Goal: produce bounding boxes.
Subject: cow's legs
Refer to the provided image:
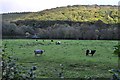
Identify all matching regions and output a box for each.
[86,50,89,56]
[86,52,89,56]
[91,53,93,56]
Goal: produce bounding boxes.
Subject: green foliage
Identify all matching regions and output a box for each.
[109,44,120,80]
[109,69,120,80]
[113,45,120,56]
[2,43,37,80]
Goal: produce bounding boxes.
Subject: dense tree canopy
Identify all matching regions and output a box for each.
[2,5,119,39]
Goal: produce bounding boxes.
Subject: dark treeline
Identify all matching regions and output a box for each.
[2,5,119,40]
[2,20,119,40]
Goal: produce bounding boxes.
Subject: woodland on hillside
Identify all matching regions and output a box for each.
[2,5,119,39]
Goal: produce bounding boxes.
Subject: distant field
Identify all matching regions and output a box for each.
[2,39,118,78]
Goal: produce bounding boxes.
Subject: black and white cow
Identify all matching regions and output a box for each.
[34,49,45,56]
[86,50,96,56]
[56,41,61,45]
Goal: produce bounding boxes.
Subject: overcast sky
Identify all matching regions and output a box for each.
[0,0,119,13]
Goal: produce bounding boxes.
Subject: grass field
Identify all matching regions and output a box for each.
[2,39,118,78]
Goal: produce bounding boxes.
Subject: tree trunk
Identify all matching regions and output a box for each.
[118,57,120,69]
[118,52,120,69]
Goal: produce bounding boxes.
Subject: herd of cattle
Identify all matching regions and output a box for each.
[34,40,96,56]
[2,40,96,56]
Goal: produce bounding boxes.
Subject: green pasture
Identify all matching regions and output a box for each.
[2,39,118,78]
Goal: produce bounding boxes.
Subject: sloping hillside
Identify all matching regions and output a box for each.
[2,12,31,21]
[13,5,118,24]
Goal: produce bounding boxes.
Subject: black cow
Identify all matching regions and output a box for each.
[51,40,54,42]
[86,50,96,56]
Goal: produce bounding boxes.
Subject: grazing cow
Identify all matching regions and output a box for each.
[86,50,96,56]
[36,39,38,41]
[51,40,54,42]
[56,41,61,45]
[34,49,45,56]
